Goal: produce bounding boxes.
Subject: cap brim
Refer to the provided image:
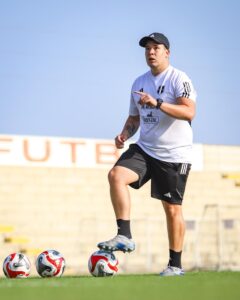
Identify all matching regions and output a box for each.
[139,37,158,47]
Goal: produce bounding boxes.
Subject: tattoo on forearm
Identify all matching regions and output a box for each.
[126,124,137,137]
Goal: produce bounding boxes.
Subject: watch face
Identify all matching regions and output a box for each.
[156,99,163,109]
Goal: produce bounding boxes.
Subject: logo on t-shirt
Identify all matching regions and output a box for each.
[157,85,165,94]
[142,111,159,124]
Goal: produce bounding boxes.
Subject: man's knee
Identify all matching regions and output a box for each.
[108,167,120,185]
[163,202,183,219]
[108,166,139,186]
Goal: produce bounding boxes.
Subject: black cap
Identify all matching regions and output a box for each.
[139,32,170,49]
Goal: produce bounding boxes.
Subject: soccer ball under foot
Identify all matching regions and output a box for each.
[88,250,119,277]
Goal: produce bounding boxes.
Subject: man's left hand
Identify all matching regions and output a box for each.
[134,91,157,107]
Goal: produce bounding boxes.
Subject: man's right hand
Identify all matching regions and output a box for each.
[115,134,126,149]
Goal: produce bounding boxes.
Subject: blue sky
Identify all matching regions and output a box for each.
[0,0,239,145]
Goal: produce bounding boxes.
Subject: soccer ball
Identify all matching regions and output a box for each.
[3,253,31,278]
[36,250,65,277]
[88,250,119,277]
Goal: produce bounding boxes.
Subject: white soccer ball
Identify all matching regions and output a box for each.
[36,250,65,277]
[88,250,119,277]
[3,253,31,278]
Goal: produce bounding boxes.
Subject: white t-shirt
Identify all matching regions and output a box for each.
[129,65,197,163]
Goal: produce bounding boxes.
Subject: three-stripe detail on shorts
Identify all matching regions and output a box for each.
[180,163,188,175]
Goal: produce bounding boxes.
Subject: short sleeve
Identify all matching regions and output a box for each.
[175,72,197,101]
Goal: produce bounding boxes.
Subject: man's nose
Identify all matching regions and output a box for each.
[148,48,155,54]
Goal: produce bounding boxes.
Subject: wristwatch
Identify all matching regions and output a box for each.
[156,98,163,109]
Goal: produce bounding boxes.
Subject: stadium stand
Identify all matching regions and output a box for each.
[0,140,240,275]
[222,173,240,187]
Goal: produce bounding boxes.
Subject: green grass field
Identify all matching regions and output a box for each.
[0,272,240,300]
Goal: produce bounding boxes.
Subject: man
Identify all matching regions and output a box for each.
[97,32,196,276]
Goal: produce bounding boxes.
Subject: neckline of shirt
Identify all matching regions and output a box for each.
[149,65,172,82]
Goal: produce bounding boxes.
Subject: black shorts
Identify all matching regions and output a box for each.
[115,144,191,205]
